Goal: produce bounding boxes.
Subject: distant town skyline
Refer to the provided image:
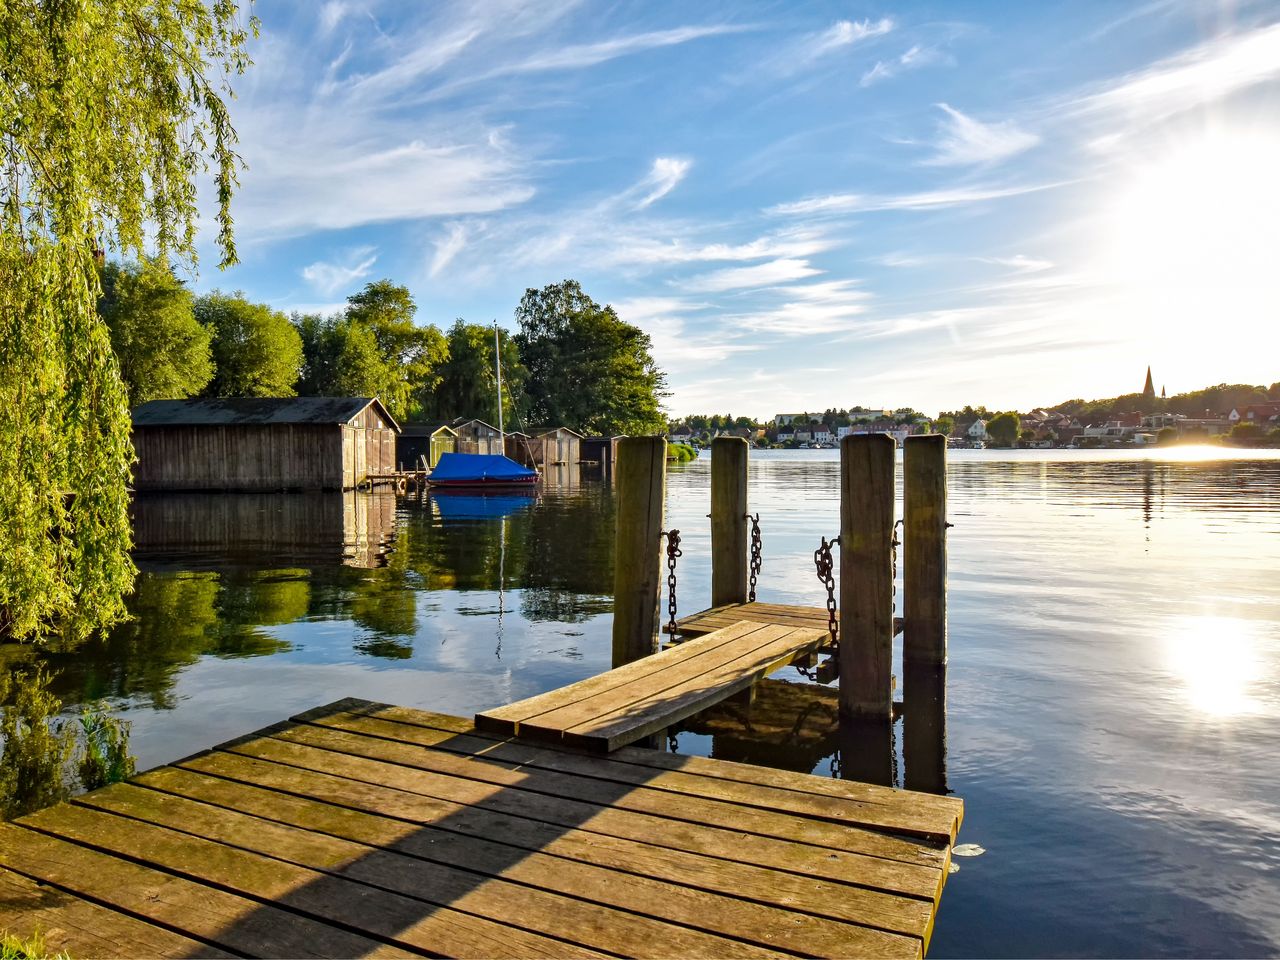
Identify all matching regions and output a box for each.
[195,1,1280,418]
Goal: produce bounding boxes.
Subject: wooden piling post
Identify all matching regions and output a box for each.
[612,436,667,668]
[903,662,948,794]
[710,437,749,607]
[839,433,895,718]
[904,434,948,666]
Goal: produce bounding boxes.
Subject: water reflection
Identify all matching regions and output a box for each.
[1165,615,1264,718]
[133,491,399,569]
[677,668,951,797]
[3,450,1279,957]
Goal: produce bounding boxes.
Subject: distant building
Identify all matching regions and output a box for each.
[132,396,399,491]
[1229,403,1280,425]
[1142,365,1157,405]
[967,419,989,441]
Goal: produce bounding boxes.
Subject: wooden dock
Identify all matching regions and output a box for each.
[478,620,828,751]
[0,698,961,959]
[670,601,904,640]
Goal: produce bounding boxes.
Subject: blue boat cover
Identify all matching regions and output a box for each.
[429,452,537,483]
[430,491,537,520]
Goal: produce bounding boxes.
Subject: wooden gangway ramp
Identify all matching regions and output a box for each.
[671,602,905,640]
[0,698,961,959]
[478,620,829,751]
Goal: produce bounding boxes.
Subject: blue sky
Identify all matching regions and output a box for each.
[197,1,1280,417]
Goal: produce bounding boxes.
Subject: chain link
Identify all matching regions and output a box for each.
[745,512,762,603]
[664,529,682,637]
[830,749,842,780]
[813,535,840,647]
[891,518,903,614]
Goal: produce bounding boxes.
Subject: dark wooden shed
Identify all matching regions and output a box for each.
[131,397,400,492]
[397,423,457,470]
[581,435,625,478]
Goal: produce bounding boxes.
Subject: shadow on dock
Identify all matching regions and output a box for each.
[0,697,957,958]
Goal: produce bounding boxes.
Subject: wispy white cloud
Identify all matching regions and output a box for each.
[428,222,472,278]
[809,17,894,58]
[682,258,822,293]
[980,254,1053,273]
[610,297,761,375]
[769,181,1066,217]
[231,115,536,236]
[1069,21,1280,124]
[923,103,1040,166]
[860,43,945,86]
[318,1,352,35]
[632,157,692,209]
[301,246,378,295]
[512,24,751,73]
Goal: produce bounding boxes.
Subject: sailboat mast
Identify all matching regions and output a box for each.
[494,321,504,438]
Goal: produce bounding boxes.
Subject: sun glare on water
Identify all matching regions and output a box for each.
[1164,615,1265,719]
[1103,128,1280,346]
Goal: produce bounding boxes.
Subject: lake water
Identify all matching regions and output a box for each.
[3,448,1279,957]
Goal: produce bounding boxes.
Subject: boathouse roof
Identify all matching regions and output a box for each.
[132,397,400,431]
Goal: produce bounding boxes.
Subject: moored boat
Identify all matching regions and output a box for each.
[427,452,538,488]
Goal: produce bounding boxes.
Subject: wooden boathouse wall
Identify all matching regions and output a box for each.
[396,424,457,470]
[132,397,399,492]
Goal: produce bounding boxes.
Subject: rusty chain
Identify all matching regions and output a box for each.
[892,518,903,613]
[663,529,682,638]
[813,534,840,647]
[745,512,762,603]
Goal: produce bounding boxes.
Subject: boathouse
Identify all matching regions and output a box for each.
[396,423,457,469]
[449,417,505,455]
[581,435,625,477]
[131,397,399,492]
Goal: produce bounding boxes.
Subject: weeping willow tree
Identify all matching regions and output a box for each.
[0,1,256,641]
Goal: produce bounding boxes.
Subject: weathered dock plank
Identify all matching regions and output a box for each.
[0,864,232,959]
[671,601,905,640]
[0,698,959,959]
[478,619,828,751]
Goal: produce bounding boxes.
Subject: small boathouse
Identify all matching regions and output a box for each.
[131,396,400,492]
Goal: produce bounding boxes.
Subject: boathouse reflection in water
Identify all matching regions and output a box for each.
[132,490,399,569]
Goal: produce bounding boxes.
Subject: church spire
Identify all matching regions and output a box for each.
[1142,366,1156,403]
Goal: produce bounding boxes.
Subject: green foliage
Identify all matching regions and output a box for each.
[515,280,667,434]
[938,405,994,424]
[1,930,70,960]
[667,442,698,463]
[1156,426,1179,445]
[0,668,138,819]
[76,704,135,791]
[0,0,255,642]
[933,416,955,437]
[296,312,387,399]
[1229,422,1263,441]
[426,320,526,424]
[98,259,212,404]
[986,412,1020,447]
[0,668,73,819]
[197,292,303,397]
[343,281,447,420]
